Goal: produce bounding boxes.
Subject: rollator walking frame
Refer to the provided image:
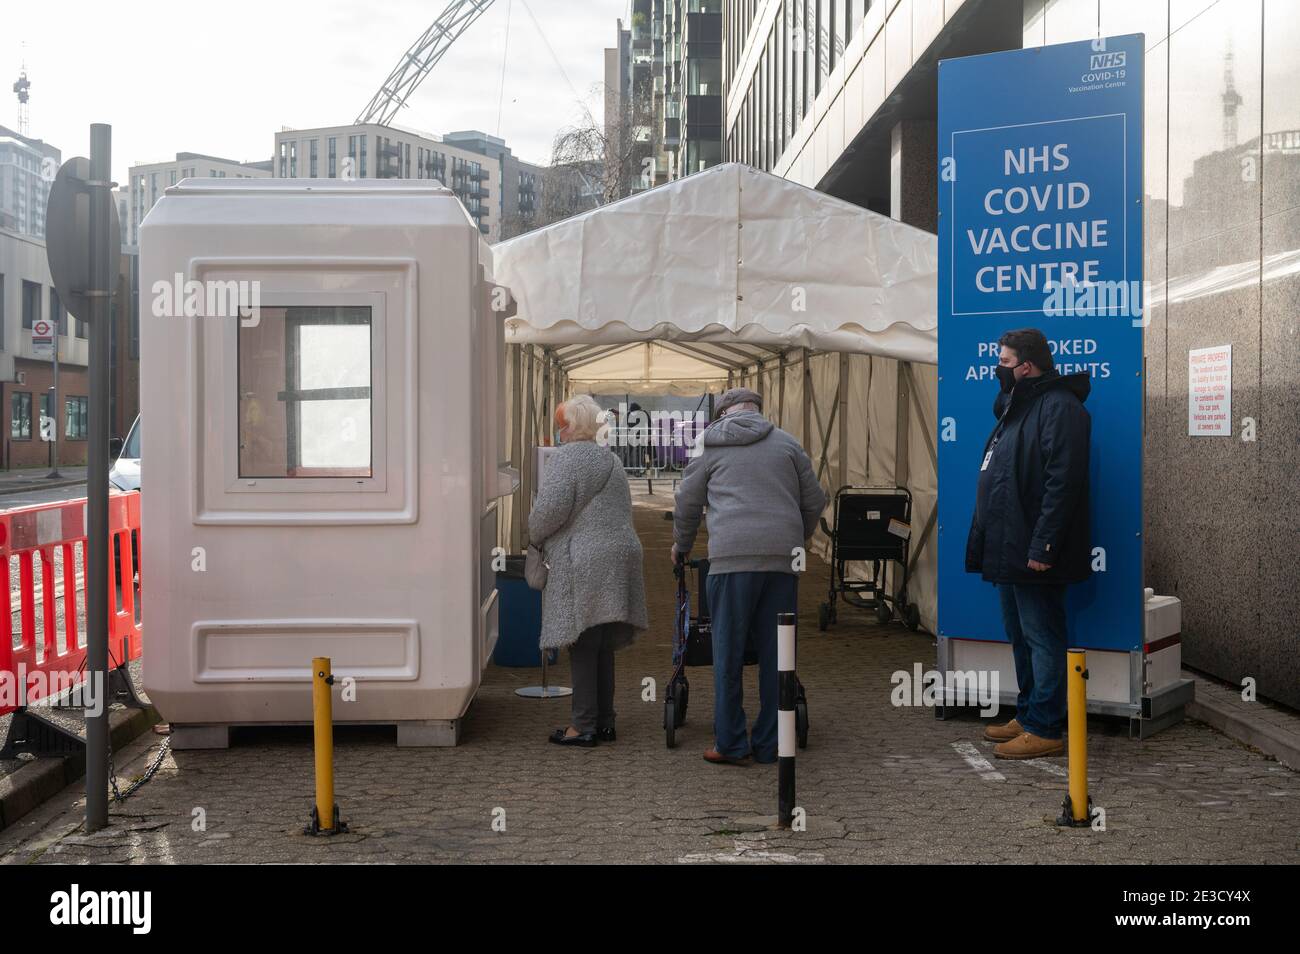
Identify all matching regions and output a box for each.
[664,556,808,750]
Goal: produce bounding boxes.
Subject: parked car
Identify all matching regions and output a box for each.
[110,414,140,491]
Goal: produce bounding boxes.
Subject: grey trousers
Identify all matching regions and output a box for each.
[569,623,617,735]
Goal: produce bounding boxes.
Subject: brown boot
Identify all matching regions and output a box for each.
[993,731,1065,760]
[982,718,1023,743]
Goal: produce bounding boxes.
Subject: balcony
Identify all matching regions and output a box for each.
[663,117,681,147]
[685,94,722,128]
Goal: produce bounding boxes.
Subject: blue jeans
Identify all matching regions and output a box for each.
[706,571,797,762]
[998,583,1069,739]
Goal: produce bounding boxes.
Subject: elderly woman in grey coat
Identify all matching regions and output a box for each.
[528,394,649,747]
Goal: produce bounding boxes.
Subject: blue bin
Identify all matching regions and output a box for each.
[494,556,551,667]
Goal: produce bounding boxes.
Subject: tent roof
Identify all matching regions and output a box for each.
[494,162,938,367]
[560,341,737,397]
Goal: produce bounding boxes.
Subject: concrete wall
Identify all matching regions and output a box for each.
[1025,0,1300,708]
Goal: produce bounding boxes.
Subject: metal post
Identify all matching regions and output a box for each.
[777,612,797,827]
[46,345,61,478]
[83,124,111,833]
[306,656,347,835]
[1056,649,1093,827]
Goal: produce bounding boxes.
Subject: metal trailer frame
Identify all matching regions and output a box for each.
[934,633,1196,739]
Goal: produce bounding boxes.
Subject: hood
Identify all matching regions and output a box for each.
[556,440,619,505]
[702,410,775,447]
[1030,370,1091,403]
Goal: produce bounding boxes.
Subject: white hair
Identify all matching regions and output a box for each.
[722,401,761,417]
[556,394,606,442]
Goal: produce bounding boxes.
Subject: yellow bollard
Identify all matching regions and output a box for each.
[1056,648,1093,827]
[305,656,347,836]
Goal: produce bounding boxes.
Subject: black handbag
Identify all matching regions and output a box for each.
[683,559,758,667]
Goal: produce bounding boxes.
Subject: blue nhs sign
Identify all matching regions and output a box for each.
[950,114,1129,316]
[937,34,1145,652]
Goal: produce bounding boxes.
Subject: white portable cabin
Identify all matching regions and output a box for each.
[139,178,515,748]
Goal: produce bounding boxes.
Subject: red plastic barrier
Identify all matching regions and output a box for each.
[0,491,141,716]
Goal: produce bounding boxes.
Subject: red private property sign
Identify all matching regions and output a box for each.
[1188,345,1232,437]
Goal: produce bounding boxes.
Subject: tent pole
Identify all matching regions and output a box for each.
[895,360,912,489]
[802,348,812,453]
[813,377,839,486]
[541,349,552,444]
[522,346,536,547]
[778,351,786,428]
[509,344,523,553]
[838,353,849,491]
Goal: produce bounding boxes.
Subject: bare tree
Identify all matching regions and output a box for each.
[502,77,661,236]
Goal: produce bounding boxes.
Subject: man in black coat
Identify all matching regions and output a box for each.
[966,328,1091,760]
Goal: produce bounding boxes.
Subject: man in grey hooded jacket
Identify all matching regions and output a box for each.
[673,387,826,764]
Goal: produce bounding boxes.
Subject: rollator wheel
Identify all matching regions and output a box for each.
[675,682,689,727]
[875,602,893,625]
[795,700,809,749]
[664,696,677,748]
[818,602,830,631]
[905,603,921,631]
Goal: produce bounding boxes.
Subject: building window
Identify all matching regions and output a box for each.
[309,139,319,177]
[289,141,297,177]
[237,305,372,478]
[39,393,53,437]
[65,396,88,440]
[21,279,40,330]
[11,391,31,440]
[279,141,289,177]
[360,137,368,177]
[328,137,337,177]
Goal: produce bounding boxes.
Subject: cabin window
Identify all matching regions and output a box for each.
[237,305,373,478]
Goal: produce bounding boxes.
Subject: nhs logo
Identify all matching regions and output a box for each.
[1090,51,1126,69]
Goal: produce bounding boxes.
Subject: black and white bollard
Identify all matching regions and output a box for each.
[777,612,797,828]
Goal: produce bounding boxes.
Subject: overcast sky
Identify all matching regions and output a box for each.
[3,0,630,183]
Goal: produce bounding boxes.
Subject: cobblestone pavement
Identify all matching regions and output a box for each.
[2,497,1298,864]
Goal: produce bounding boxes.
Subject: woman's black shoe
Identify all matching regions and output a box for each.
[596,727,616,742]
[549,728,597,747]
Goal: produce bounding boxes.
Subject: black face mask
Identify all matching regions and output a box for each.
[996,362,1024,393]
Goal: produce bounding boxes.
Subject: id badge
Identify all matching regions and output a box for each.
[980,449,994,472]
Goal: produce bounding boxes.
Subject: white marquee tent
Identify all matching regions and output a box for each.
[494,163,943,630]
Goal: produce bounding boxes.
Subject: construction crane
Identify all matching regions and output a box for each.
[355,0,497,126]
